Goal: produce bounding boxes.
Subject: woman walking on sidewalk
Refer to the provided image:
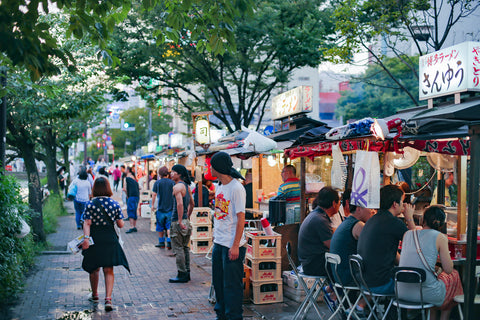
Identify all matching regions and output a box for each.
[81,177,130,311]
[70,167,92,230]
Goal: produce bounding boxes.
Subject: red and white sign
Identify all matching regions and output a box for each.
[419,41,480,100]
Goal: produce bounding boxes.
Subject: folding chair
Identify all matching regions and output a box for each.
[392,267,434,320]
[349,254,394,320]
[325,253,362,320]
[286,242,328,320]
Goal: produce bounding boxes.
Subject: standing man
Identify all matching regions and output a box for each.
[169,164,194,283]
[112,165,121,192]
[298,186,340,276]
[152,166,175,249]
[210,151,246,320]
[124,166,140,233]
[277,164,300,204]
[357,184,416,294]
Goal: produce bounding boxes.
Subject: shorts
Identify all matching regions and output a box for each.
[370,278,394,295]
[156,211,172,232]
[127,196,139,220]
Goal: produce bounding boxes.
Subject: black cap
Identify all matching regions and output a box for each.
[211,152,244,180]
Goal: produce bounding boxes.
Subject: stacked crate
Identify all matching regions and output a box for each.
[245,230,283,304]
[190,207,213,254]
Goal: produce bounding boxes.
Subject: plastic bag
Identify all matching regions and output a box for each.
[242,126,277,152]
[331,144,347,190]
[351,151,380,208]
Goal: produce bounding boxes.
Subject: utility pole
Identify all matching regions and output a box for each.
[0,69,7,172]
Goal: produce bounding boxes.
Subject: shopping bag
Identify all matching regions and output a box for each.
[331,143,347,190]
[351,151,380,208]
[67,183,77,201]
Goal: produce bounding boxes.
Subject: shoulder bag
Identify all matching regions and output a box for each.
[92,198,124,248]
[412,229,439,278]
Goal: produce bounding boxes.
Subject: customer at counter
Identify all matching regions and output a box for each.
[298,186,340,276]
[277,165,300,205]
[330,189,374,285]
[357,184,416,294]
[398,205,463,320]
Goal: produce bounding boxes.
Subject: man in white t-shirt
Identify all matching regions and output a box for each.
[210,152,246,320]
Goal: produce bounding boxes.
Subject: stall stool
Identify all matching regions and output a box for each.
[349,254,394,320]
[286,242,328,320]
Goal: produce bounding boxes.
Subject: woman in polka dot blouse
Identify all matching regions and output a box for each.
[81,177,130,311]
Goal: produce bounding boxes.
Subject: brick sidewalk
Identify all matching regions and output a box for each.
[7,195,330,320]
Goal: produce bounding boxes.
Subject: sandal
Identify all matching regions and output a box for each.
[88,293,99,303]
[105,297,113,312]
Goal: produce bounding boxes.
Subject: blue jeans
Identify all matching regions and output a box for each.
[212,243,246,320]
[370,278,395,294]
[73,199,87,229]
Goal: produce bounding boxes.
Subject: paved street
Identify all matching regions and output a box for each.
[6,196,332,320]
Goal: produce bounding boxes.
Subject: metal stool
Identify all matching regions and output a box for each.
[325,252,363,320]
[286,242,328,320]
[349,254,394,320]
[392,267,434,320]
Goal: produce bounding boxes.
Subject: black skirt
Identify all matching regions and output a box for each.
[82,224,130,274]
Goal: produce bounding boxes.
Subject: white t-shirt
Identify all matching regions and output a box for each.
[213,179,246,248]
[73,178,92,202]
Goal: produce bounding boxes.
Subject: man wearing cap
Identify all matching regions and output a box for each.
[330,189,374,285]
[210,151,246,320]
[169,164,194,283]
[151,166,175,249]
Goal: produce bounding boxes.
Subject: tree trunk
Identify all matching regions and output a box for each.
[44,128,59,195]
[23,144,46,242]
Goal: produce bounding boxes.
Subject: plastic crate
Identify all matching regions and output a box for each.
[251,279,283,304]
[190,238,212,254]
[245,256,282,281]
[190,207,212,224]
[140,204,151,219]
[191,223,213,240]
[245,231,282,259]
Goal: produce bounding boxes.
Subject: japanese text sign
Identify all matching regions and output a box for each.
[271,86,313,120]
[419,41,480,100]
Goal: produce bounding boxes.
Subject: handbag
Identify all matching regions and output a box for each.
[412,229,439,278]
[67,183,77,201]
[92,198,124,248]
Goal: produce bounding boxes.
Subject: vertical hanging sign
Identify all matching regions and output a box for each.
[192,111,213,150]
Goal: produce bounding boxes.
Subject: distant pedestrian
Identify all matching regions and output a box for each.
[81,177,130,312]
[69,166,92,230]
[169,164,194,283]
[113,165,121,192]
[57,166,67,198]
[124,167,140,233]
[151,166,175,249]
[210,151,246,320]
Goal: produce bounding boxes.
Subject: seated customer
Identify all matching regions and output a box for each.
[330,189,374,285]
[298,186,340,276]
[357,184,416,294]
[398,206,463,320]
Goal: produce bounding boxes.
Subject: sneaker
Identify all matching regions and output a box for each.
[133,227,137,232]
[155,242,166,248]
[125,228,135,234]
[322,286,337,313]
[167,242,172,250]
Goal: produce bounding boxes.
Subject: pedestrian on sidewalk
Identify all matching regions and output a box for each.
[112,165,121,192]
[152,166,175,249]
[70,166,92,230]
[124,166,140,233]
[169,164,194,283]
[81,177,130,312]
[210,151,246,320]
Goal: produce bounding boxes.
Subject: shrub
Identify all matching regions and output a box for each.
[0,173,37,307]
[42,193,68,234]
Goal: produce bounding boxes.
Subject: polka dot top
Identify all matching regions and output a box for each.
[83,197,124,226]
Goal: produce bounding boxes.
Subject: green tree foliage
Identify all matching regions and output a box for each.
[0,173,36,304]
[329,0,480,105]
[108,0,335,132]
[109,106,172,155]
[336,56,419,122]
[0,0,254,80]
